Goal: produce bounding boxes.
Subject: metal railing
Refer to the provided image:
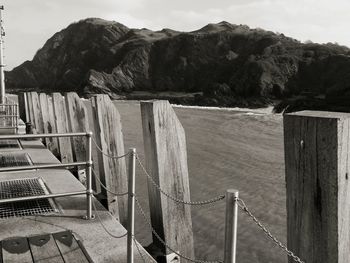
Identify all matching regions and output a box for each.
[0,132,94,220]
[0,96,19,132]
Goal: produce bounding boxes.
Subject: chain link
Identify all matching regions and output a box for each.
[136,154,225,206]
[92,198,128,239]
[237,198,305,263]
[92,167,129,196]
[92,137,131,159]
[135,195,223,263]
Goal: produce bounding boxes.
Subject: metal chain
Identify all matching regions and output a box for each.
[92,137,131,159]
[237,198,305,263]
[136,154,225,206]
[92,198,128,239]
[91,167,128,196]
[135,195,223,263]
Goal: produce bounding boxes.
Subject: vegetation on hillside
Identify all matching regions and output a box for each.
[6,18,350,111]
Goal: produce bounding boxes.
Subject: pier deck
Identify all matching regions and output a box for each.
[0,139,154,262]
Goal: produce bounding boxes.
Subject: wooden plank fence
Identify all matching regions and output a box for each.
[18,94,199,261]
[18,92,128,225]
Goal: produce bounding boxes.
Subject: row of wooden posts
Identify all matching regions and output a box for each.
[18,92,195,261]
[19,92,344,263]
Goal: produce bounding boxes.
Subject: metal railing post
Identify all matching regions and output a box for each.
[86,131,93,220]
[224,189,239,263]
[127,148,136,263]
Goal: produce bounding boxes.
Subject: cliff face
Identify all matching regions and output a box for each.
[6,18,350,106]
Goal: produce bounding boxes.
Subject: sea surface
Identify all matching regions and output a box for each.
[114,101,286,263]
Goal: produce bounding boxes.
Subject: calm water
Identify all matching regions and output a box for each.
[114,101,286,263]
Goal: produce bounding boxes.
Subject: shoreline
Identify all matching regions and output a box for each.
[114,99,275,115]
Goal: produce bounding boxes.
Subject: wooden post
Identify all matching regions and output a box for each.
[30,92,44,133]
[51,93,73,163]
[140,100,194,260]
[90,95,128,226]
[46,94,60,157]
[18,92,28,123]
[39,93,51,146]
[26,92,35,126]
[65,92,90,183]
[224,189,239,263]
[284,111,350,263]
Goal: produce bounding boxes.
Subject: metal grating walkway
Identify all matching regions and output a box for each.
[0,178,56,219]
[0,139,21,149]
[0,152,31,168]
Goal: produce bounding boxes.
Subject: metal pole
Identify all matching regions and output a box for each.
[127,148,136,263]
[0,6,5,104]
[86,131,93,219]
[224,189,239,263]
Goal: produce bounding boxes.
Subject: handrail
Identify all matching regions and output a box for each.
[0,190,87,205]
[0,161,89,172]
[0,131,94,220]
[0,132,90,140]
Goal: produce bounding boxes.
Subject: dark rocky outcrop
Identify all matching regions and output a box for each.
[6,18,350,109]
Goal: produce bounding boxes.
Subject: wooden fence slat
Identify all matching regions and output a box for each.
[26,92,35,127]
[284,111,350,263]
[2,237,33,263]
[18,93,28,123]
[65,93,89,159]
[45,94,60,158]
[52,93,73,163]
[140,100,194,258]
[28,234,64,263]
[91,95,128,226]
[39,93,51,146]
[30,92,44,134]
[53,231,89,263]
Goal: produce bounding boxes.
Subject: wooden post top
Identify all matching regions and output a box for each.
[285,110,350,119]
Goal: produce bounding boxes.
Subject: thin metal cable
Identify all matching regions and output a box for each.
[91,167,128,196]
[237,198,305,263]
[92,198,127,239]
[91,137,130,159]
[136,154,225,206]
[135,195,223,263]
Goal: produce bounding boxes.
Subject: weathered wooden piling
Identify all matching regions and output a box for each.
[52,92,74,163]
[39,92,59,152]
[284,111,350,263]
[31,92,44,134]
[140,100,195,260]
[26,92,35,127]
[45,94,60,157]
[90,95,128,227]
[18,92,28,123]
[65,92,90,179]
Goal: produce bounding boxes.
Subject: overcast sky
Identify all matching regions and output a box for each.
[2,0,350,69]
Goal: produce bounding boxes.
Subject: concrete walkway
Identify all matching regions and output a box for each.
[0,139,155,263]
